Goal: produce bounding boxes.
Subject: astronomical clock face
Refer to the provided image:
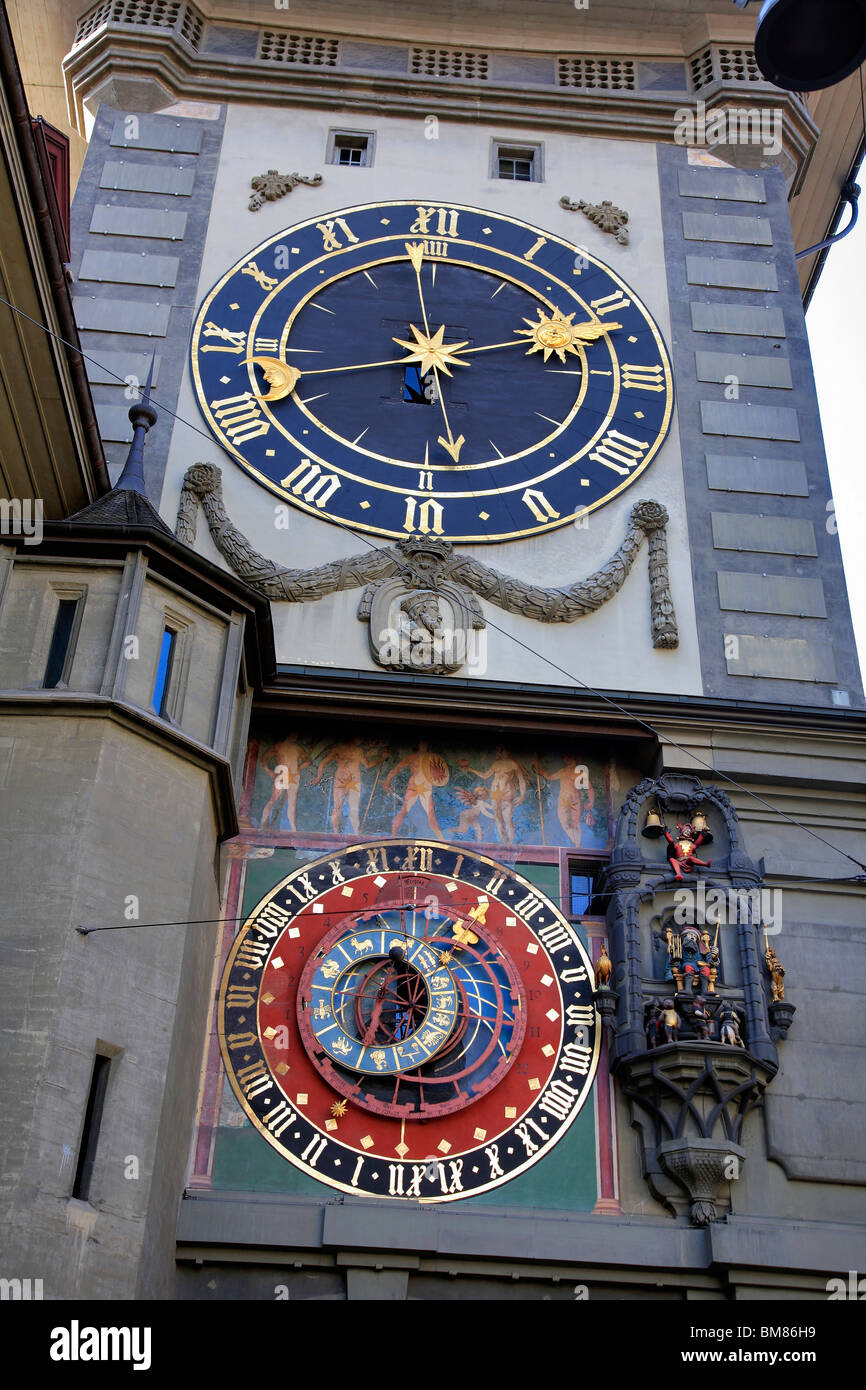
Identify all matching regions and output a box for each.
[191,200,673,542]
[218,840,599,1201]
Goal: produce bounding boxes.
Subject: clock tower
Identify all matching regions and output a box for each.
[2,0,863,1301]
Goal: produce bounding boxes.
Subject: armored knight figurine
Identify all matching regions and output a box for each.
[662,820,712,882]
[764,944,786,1001]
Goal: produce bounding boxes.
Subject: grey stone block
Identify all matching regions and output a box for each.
[85,351,161,387]
[341,41,411,74]
[717,572,827,617]
[725,635,838,682]
[701,400,799,440]
[490,53,556,85]
[682,212,772,244]
[696,352,792,388]
[79,250,180,288]
[687,256,778,291]
[95,404,136,443]
[100,162,196,196]
[110,115,202,154]
[712,512,817,556]
[677,170,766,203]
[90,205,188,240]
[200,25,260,58]
[72,298,171,336]
[639,61,689,91]
[705,455,808,496]
[691,303,786,337]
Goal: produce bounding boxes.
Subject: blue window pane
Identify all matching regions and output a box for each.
[152,628,176,716]
[570,873,594,916]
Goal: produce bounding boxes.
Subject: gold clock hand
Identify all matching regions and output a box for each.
[403,242,466,462]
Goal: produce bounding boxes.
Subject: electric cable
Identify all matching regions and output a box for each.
[1,289,865,877]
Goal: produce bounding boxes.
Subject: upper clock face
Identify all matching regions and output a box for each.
[218,840,599,1202]
[191,200,674,543]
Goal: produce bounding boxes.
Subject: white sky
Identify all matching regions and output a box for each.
[805,179,866,690]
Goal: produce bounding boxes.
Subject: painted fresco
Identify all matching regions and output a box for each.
[251,731,630,849]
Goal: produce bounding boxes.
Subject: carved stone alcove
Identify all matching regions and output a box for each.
[597,772,790,1225]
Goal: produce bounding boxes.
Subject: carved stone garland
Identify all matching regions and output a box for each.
[175,464,679,667]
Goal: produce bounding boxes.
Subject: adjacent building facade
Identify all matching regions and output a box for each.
[1,0,864,1301]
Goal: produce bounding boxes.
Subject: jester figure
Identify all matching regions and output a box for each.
[663,820,712,882]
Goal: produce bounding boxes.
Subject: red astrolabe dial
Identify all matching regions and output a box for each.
[218,840,599,1202]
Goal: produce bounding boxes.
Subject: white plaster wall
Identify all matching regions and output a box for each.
[160,104,702,695]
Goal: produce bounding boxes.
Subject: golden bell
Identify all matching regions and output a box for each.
[642,807,664,839]
[691,808,713,843]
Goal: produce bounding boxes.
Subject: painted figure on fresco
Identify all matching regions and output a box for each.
[383,741,450,840]
[309,737,386,834]
[259,735,311,829]
[534,756,596,847]
[453,785,495,842]
[458,747,529,844]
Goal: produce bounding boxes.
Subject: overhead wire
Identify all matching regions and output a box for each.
[1,288,865,879]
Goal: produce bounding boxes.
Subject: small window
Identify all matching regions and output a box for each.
[43,597,80,688]
[569,860,604,916]
[152,626,177,717]
[72,1052,112,1202]
[495,144,540,182]
[403,364,438,404]
[328,131,374,168]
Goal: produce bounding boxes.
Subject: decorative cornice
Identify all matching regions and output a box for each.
[61,28,818,186]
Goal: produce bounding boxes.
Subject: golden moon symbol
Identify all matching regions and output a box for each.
[242,356,301,402]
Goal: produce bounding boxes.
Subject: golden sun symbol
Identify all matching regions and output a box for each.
[515,309,621,363]
[330,1099,348,1119]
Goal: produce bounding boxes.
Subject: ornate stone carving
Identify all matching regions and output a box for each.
[357,569,485,674]
[600,771,794,1223]
[618,1045,772,1223]
[175,465,680,668]
[248,169,322,212]
[560,194,629,244]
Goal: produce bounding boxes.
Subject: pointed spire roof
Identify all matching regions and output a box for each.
[66,356,172,534]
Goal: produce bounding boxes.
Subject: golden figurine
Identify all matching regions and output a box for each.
[764,941,786,1001]
[660,997,681,1043]
[594,943,612,988]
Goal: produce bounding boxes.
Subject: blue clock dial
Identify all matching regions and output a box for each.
[191,201,674,542]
